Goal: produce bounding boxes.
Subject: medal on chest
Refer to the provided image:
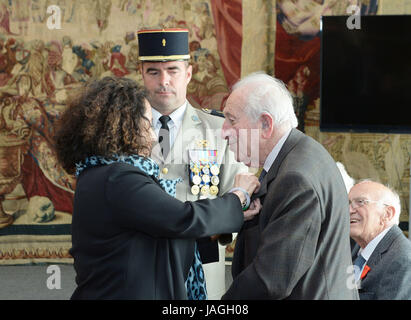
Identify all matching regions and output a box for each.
[189,145,220,196]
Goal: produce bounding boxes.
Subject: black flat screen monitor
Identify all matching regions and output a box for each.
[320,15,411,133]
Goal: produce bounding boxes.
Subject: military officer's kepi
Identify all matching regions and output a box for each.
[137,28,190,61]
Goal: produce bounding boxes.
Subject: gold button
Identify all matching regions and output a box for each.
[162,167,168,175]
[200,185,210,195]
[191,185,200,195]
[210,185,219,195]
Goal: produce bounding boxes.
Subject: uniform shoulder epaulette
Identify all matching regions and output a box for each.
[201,108,225,118]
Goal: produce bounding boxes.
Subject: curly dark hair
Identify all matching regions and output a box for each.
[54,77,151,174]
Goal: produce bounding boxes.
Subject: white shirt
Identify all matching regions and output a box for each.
[262,129,292,172]
[151,101,187,149]
[355,225,393,281]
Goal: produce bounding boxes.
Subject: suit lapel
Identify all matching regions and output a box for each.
[251,179,267,200]
[235,129,305,274]
[252,128,304,200]
[353,226,403,288]
[366,225,402,270]
[266,128,304,183]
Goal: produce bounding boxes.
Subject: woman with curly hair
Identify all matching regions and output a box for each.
[54,76,259,300]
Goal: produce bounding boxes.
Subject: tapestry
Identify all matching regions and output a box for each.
[0,0,234,265]
[274,0,379,132]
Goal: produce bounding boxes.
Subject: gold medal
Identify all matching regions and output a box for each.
[210,185,219,195]
[200,185,210,195]
[192,166,200,174]
[202,174,210,183]
[192,174,202,185]
[191,185,200,195]
[211,175,219,186]
[210,165,219,175]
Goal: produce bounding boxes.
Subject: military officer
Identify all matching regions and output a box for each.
[137,28,248,299]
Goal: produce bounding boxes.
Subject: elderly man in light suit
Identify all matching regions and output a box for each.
[349,180,411,300]
[137,28,247,299]
[221,72,358,299]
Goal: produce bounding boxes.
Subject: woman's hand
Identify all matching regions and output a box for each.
[230,172,260,211]
[244,198,262,221]
[233,172,260,196]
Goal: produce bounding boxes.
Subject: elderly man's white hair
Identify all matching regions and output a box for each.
[232,72,298,128]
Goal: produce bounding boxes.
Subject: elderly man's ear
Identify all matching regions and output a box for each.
[382,205,396,225]
[259,113,274,138]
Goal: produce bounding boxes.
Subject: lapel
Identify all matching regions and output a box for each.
[252,128,304,200]
[366,225,403,270]
[352,226,402,286]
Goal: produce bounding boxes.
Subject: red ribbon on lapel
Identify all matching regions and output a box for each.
[361,265,371,279]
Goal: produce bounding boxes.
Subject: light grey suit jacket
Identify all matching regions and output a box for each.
[351,225,411,300]
[223,128,359,300]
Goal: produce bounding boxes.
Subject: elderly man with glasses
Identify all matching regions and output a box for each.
[221,73,358,300]
[349,179,411,299]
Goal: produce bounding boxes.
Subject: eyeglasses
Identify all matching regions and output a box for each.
[349,198,389,209]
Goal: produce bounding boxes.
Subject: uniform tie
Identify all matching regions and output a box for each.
[353,253,366,280]
[158,115,171,158]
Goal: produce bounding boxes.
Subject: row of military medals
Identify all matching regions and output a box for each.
[189,147,220,196]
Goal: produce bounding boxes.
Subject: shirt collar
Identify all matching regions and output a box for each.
[262,129,292,173]
[151,101,187,129]
[359,225,392,261]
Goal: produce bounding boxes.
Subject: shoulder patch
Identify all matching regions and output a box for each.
[201,108,225,118]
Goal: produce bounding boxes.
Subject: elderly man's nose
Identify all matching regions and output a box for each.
[349,203,356,213]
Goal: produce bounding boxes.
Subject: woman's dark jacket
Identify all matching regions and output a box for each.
[70,162,243,299]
